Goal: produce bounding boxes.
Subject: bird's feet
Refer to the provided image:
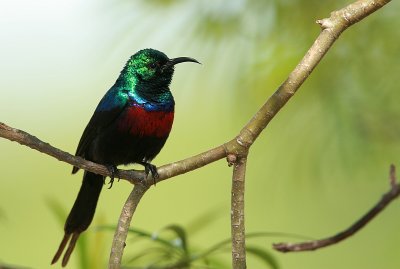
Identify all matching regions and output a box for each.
[105,164,118,189]
[140,162,159,185]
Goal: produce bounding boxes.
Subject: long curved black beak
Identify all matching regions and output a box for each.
[162,57,200,72]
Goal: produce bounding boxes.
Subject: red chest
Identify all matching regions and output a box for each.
[117,106,174,138]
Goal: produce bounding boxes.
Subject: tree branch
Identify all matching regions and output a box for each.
[0,122,143,183]
[273,165,400,252]
[0,122,226,185]
[231,155,247,269]
[235,0,392,149]
[228,0,390,265]
[109,184,149,268]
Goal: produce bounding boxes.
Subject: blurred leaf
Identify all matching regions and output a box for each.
[101,222,288,268]
[195,237,231,259]
[125,247,174,264]
[185,206,224,236]
[76,233,89,269]
[246,232,313,241]
[200,256,230,269]
[0,207,6,222]
[246,245,279,269]
[99,225,174,248]
[0,263,31,269]
[197,231,311,260]
[159,224,189,254]
[100,225,187,268]
[138,0,183,7]
[45,197,67,225]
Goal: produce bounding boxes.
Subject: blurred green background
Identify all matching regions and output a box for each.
[1,0,400,268]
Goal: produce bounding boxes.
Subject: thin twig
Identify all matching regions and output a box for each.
[389,164,396,188]
[274,165,400,252]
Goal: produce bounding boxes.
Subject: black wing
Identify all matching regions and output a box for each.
[72,87,128,174]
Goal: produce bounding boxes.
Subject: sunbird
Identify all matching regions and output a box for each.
[51,49,199,266]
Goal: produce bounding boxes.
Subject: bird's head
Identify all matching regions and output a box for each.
[123,48,199,90]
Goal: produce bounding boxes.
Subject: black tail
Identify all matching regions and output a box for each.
[52,171,103,267]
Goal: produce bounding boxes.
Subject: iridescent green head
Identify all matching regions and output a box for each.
[121,48,200,91]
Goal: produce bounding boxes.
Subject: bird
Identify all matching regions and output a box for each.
[51,48,200,267]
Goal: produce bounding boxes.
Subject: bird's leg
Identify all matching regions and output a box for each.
[105,164,118,189]
[139,161,159,185]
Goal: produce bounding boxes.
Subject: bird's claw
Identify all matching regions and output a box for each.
[142,162,159,185]
[105,165,118,189]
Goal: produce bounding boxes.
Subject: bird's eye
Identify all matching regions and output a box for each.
[148,62,157,69]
